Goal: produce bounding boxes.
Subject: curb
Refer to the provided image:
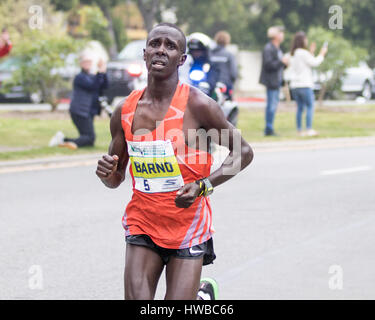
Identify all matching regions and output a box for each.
[0,153,102,168]
[1,136,374,169]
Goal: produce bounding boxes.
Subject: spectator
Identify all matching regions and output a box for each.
[288,31,327,137]
[0,27,12,59]
[211,30,238,99]
[259,26,289,136]
[49,54,108,149]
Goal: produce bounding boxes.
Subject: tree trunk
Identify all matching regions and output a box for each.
[49,99,59,112]
[135,0,160,32]
[318,83,326,108]
[41,81,59,112]
[101,5,118,59]
[47,91,59,112]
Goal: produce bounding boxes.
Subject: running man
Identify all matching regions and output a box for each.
[96,23,253,300]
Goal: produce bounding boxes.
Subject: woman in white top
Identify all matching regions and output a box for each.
[289,32,328,136]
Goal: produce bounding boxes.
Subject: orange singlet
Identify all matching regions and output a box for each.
[121,81,214,249]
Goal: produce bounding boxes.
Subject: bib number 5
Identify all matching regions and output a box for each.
[144,179,150,191]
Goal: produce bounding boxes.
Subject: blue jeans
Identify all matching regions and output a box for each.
[265,88,280,134]
[291,88,315,131]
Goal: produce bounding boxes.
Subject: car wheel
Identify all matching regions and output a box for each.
[361,81,372,101]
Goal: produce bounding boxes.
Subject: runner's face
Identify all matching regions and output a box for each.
[144,26,186,78]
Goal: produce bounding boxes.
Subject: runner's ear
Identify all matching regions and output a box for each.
[178,54,187,67]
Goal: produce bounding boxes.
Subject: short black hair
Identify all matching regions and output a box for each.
[149,22,186,53]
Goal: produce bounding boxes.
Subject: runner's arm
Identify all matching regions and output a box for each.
[189,87,253,188]
[175,88,253,208]
[96,102,129,188]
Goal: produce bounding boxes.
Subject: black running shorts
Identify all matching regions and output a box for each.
[125,234,216,266]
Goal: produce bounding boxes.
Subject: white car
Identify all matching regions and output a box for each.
[284,61,375,100]
[340,61,375,100]
[312,61,375,100]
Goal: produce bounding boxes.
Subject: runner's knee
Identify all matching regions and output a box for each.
[125,274,154,300]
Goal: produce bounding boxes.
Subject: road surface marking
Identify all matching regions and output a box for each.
[320,166,372,176]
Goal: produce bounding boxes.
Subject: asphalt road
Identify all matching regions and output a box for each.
[0,144,374,299]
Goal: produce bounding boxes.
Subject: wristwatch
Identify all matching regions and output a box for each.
[195,177,214,197]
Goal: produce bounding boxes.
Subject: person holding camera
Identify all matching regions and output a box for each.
[49,54,108,149]
[288,31,328,137]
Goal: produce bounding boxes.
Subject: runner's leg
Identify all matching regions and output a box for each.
[124,243,164,300]
[164,257,203,300]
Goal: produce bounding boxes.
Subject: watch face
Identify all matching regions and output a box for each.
[203,178,213,195]
[203,178,211,187]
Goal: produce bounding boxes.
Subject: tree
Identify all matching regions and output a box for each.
[168,0,255,47]
[3,30,81,111]
[0,0,65,45]
[339,0,375,67]
[133,0,162,32]
[307,26,367,104]
[52,0,121,58]
[0,0,83,111]
[73,5,112,50]
[112,14,128,51]
[50,0,78,11]
[80,0,122,58]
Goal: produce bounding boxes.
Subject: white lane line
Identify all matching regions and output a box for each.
[320,166,373,176]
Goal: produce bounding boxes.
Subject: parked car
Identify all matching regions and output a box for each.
[340,62,375,100]
[0,56,38,102]
[104,39,147,105]
[284,61,375,100]
[0,54,79,103]
[312,62,375,100]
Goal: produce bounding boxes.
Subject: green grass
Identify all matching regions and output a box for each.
[0,116,111,161]
[238,105,375,142]
[1,105,375,161]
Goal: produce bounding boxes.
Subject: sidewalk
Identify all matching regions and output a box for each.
[0,102,70,112]
[1,136,374,174]
[0,153,101,174]
[250,135,375,152]
[1,99,374,111]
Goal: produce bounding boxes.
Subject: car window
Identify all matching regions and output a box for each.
[0,57,21,72]
[118,40,146,60]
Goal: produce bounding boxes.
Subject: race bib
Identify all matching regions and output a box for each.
[128,140,184,193]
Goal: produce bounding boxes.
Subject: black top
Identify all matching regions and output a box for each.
[70,70,108,118]
[259,42,285,89]
[211,45,238,87]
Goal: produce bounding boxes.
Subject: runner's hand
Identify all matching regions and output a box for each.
[96,154,119,179]
[175,182,201,208]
